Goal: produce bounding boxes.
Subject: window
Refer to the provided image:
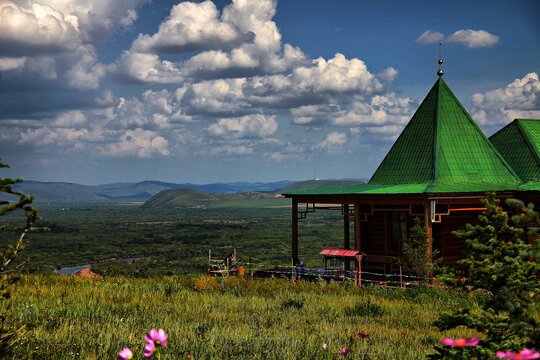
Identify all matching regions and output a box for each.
[390,212,408,253]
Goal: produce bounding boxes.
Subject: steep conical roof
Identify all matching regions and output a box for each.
[489,119,540,182]
[368,78,520,188]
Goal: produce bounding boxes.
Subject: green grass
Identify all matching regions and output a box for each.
[3,274,484,359]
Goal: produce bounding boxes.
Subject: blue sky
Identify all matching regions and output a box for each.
[0,0,538,185]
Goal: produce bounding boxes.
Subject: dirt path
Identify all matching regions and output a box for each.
[74,267,102,279]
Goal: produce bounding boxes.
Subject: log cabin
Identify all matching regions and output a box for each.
[282,72,540,273]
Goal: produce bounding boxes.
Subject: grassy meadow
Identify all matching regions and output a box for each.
[3,274,489,359]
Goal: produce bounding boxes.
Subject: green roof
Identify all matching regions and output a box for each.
[369,78,519,186]
[489,119,540,182]
[285,78,523,196]
[283,181,521,196]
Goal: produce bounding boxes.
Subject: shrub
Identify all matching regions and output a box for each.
[402,218,441,285]
[0,159,43,356]
[428,192,540,359]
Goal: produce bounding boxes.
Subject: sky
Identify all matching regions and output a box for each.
[0,0,538,185]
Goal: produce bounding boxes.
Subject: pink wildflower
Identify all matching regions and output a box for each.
[496,349,540,359]
[356,333,369,338]
[322,343,327,350]
[349,336,355,342]
[339,348,350,355]
[117,347,133,360]
[146,328,168,347]
[440,337,480,347]
[143,341,155,358]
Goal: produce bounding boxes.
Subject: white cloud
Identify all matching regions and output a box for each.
[447,29,499,48]
[291,93,417,127]
[117,0,308,84]
[0,1,81,56]
[470,72,540,125]
[53,110,87,127]
[18,127,89,147]
[207,114,277,139]
[319,131,347,150]
[179,78,248,115]
[0,56,27,71]
[36,0,147,43]
[291,54,383,94]
[416,30,444,45]
[116,51,185,84]
[131,0,252,54]
[99,129,170,158]
[416,29,499,48]
[111,89,179,130]
[365,125,403,134]
[378,67,398,82]
[210,144,253,156]
[65,44,107,90]
[0,0,146,89]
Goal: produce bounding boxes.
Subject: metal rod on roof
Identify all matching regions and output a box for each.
[437,42,444,77]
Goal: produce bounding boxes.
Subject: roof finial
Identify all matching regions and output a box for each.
[437,42,444,77]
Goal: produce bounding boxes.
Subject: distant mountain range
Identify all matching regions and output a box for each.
[10,179,366,202]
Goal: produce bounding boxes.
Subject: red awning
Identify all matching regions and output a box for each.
[319,249,361,257]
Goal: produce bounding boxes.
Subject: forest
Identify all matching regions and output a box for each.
[0,201,345,277]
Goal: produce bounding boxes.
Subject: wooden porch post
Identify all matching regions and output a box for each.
[292,199,299,264]
[344,204,350,270]
[424,201,433,255]
[344,204,350,250]
[354,200,362,251]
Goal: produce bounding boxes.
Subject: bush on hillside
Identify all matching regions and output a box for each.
[428,192,540,359]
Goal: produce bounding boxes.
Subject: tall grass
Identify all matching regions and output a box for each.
[4,274,483,359]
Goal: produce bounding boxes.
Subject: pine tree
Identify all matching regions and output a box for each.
[429,192,540,359]
[0,159,42,355]
[402,218,441,285]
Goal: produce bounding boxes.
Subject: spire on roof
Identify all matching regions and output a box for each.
[437,42,444,77]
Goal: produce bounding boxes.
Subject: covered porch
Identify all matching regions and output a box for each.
[284,192,510,274]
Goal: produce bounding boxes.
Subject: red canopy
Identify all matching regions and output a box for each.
[319,249,361,257]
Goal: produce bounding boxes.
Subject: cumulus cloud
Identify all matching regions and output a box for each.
[131,0,253,54]
[0,1,81,56]
[206,114,277,139]
[53,110,87,127]
[447,30,499,48]
[110,89,182,130]
[117,0,308,84]
[291,93,417,127]
[416,29,499,48]
[98,129,170,158]
[470,72,540,125]
[318,131,347,150]
[0,56,27,71]
[18,127,89,147]
[378,67,398,82]
[0,0,146,89]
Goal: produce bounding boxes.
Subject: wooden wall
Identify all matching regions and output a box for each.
[432,210,482,265]
[361,212,386,255]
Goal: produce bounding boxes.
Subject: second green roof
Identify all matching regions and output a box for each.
[489,119,540,182]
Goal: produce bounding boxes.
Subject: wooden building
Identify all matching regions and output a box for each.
[283,75,540,273]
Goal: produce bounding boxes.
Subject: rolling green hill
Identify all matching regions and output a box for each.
[143,189,291,208]
[142,188,221,208]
